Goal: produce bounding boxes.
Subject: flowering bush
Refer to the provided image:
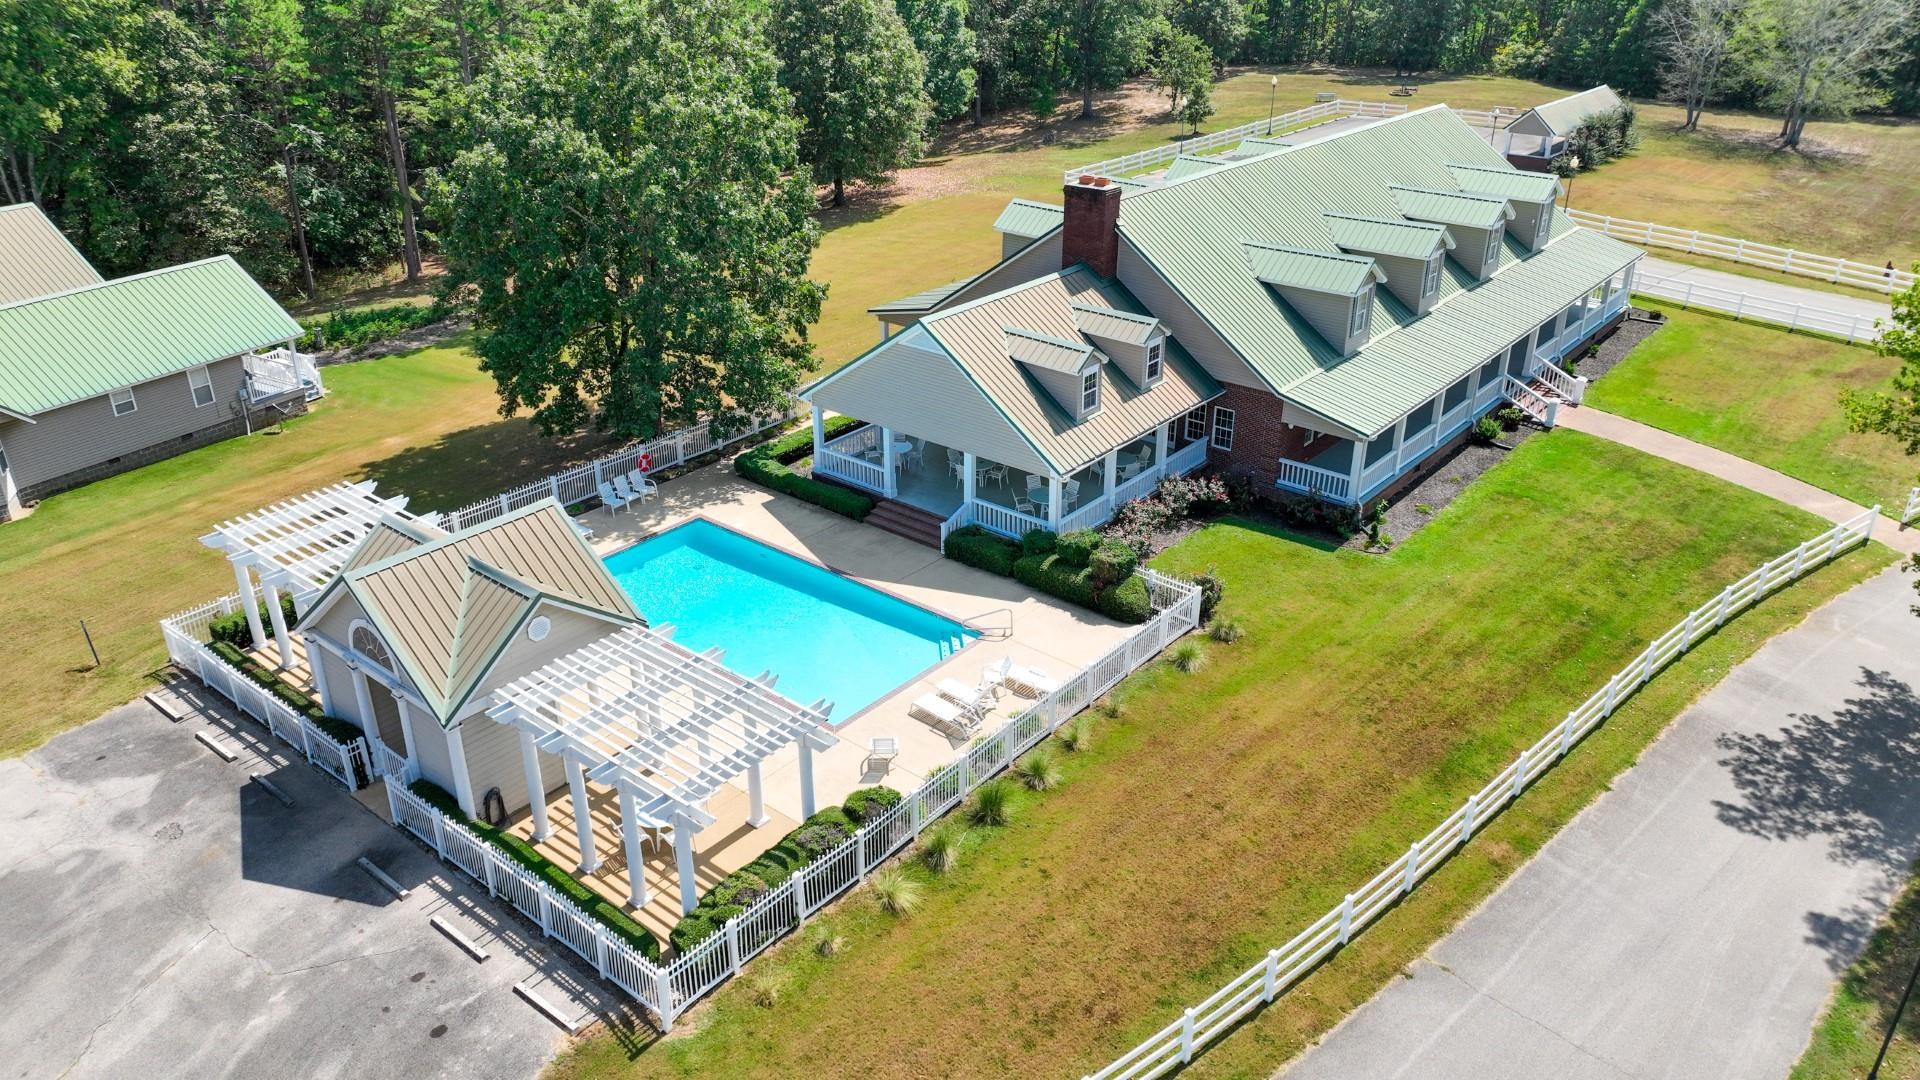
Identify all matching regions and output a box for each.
[1103,473,1232,557]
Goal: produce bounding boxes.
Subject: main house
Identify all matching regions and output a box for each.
[801,105,1640,542]
[0,203,319,521]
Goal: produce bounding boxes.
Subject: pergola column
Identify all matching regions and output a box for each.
[1047,474,1063,532]
[673,812,699,915]
[746,761,767,827]
[798,735,818,819]
[262,578,295,670]
[619,787,651,909]
[518,729,551,842]
[231,559,266,649]
[566,753,600,873]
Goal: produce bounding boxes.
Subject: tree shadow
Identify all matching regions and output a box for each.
[359,416,622,514]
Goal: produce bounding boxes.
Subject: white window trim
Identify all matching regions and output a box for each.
[348,619,398,679]
[1484,228,1502,267]
[1423,254,1442,296]
[1184,407,1207,442]
[1145,337,1164,383]
[188,365,215,408]
[1080,368,1101,414]
[1349,288,1372,337]
[1211,406,1236,451]
[109,387,137,417]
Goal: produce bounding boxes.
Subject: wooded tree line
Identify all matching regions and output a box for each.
[5,0,1916,300]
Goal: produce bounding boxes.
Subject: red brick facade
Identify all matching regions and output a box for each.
[1203,382,1323,490]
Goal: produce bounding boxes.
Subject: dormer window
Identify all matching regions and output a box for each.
[1483,228,1502,269]
[1081,369,1100,413]
[1349,287,1373,338]
[1145,338,1164,382]
[1423,254,1442,297]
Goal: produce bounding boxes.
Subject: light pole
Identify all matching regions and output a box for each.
[1267,76,1278,134]
[1559,155,1582,209]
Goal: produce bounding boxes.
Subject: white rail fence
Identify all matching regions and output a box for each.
[1633,270,1886,345]
[1904,487,1919,526]
[159,596,371,789]
[1069,100,1408,181]
[1089,509,1883,1080]
[1567,209,1918,295]
[380,571,1202,1029]
[435,406,799,532]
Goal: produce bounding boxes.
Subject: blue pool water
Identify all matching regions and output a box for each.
[602,519,974,721]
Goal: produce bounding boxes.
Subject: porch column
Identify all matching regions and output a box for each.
[349,665,376,732]
[518,728,551,842]
[231,559,266,649]
[619,787,651,909]
[395,695,421,769]
[1154,424,1169,476]
[962,450,976,511]
[1347,438,1366,502]
[881,427,897,498]
[673,812,699,915]
[445,722,478,817]
[566,753,600,873]
[1102,451,1118,502]
[262,579,295,670]
[302,635,329,713]
[1392,415,1409,471]
[811,409,826,462]
[879,321,892,343]
[1047,475,1063,532]
[798,734,818,820]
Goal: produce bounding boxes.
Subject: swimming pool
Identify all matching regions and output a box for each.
[602,519,975,721]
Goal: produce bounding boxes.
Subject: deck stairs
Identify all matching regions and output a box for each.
[866,498,946,549]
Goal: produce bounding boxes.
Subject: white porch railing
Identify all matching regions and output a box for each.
[1396,421,1440,471]
[1111,468,1161,507]
[245,348,325,403]
[1437,396,1477,441]
[1164,438,1209,477]
[1088,509,1882,1080]
[1502,376,1560,427]
[1068,100,1409,181]
[1534,360,1588,405]
[159,596,370,789]
[1357,451,1398,501]
[1275,457,1352,502]
[814,449,887,494]
[969,498,1050,540]
[1060,495,1114,534]
[1631,271,1886,345]
[1568,209,1918,294]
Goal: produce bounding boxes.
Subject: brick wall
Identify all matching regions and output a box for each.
[13,397,309,508]
[1207,383,1326,490]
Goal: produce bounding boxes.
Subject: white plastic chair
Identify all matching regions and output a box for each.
[611,473,640,506]
[992,658,1061,699]
[947,447,965,482]
[1063,479,1082,508]
[910,692,980,734]
[597,480,633,515]
[935,676,995,712]
[625,469,659,503]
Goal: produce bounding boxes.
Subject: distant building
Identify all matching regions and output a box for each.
[1502,85,1626,169]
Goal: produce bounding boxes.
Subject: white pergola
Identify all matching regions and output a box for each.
[199,481,424,670]
[488,624,837,915]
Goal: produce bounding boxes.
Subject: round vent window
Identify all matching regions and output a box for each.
[527,616,552,643]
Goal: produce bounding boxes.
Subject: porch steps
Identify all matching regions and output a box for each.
[866,499,946,550]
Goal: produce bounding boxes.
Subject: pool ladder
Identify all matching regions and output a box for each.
[959,608,1014,643]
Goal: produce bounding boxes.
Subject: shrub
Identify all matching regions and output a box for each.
[1190,568,1224,623]
[710,870,770,909]
[1014,748,1062,791]
[1098,573,1153,623]
[970,778,1014,826]
[206,592,299,648]
[297,302,447,351]
[1155,472,1229,518]
[1471,416,1502,445]
[1020,528,1057,557]
[407,778,663,961]
[1494,406,1526,431]
[794,822,851,860]
[811,929,847,957]
[745,972,783,1008]
[944,525,1019,576]
[735,420,874,521]
[1170,639,1207,674]
[1059,715,1094,753]
[1208,617,1244,643]
[871,869,922,916]
[920,822,965,874]
[1055,529,1101,568]
[1011,552,1152,625]
[843,785,903,824]
[1088,538,1138,588]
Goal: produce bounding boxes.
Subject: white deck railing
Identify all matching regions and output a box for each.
[1088,509,1883,1080]
[245,348,325,403]
[1275,457,1353,502]
[1068,100,1409,181]
[1060,494,1114,534]
[968,498,1050,540]
[1502,375,1560,427]
[1534,359,1588,404]
[159,597,370,789]
[1568,209,1918,294]
[814,449,887,493]
[1903,487,1920,526]
[1632,271,1886,345]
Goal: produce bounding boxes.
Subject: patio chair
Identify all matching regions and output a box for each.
[935,676,996,712]
[904,437,925,471]
[947,446,965,482]
[990,657,1062,699]
[1118,458,1144,482]
[1013,489,1038,515]
[975,461,1006,489]
[1063,478,1082,508]
[624,469,659,503]
[597,480,634,515]
[863,737,900,775]
[611,473,641,506]
[909,691,981,734]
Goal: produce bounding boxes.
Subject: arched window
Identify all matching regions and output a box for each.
[350,623,395,674]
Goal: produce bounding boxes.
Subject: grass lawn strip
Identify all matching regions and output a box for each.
[1585,300,1918,509]
[547,431,1891,1079]
[1791,861,1920,1080]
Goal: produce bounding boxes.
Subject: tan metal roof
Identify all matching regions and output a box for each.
[920,266,1223,473]
[1005,327,1097,373]
[0,203,100,305]
[1071,302,1159,345]
[340,518,444,574]
[335,500,640,724]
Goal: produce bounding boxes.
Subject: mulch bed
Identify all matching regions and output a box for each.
[1566,306,1666,383]
[313,316,473,366]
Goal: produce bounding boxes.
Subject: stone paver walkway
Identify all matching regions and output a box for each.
[1556,407,1918,555]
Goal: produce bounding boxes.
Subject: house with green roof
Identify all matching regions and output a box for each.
[1502,85,1626,167]
[0,203,318,520]
[800,105,1638,539]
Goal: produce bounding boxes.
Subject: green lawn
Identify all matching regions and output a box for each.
[0,340,617,756]
[551,431,1890,1080]
[1584,301,1918,508]
[1793,864,1920,1080]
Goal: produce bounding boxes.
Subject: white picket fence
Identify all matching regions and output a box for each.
[159,595,371,789]
[1633,269,1886,345]
[379,570,1201,1029]
[1088,509,1882,1080]
[1069,100,1409,181]
[434,405,798,532]
[1567,209,1917,295]
[1903,487,1919,526]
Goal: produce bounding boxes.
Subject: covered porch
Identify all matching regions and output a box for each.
[810,413,1210,540]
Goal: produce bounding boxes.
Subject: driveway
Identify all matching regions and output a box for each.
[1282,565,1920,1080]
[0,682,635,1080]
[1637,255,1894,326]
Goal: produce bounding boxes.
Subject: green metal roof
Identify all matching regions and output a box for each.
[1243,242,1380,294]
[1230,136,1293,160]
[1526,85,1623,137]
[1444,163,1561,203]
[1165,154,1230,182]
[992,198,1064,238]
[0,256,300,416]
[1389,185,1510,229]
[1112,105,1643,435]
[1324,214,1448,260]
[869,277,973,315]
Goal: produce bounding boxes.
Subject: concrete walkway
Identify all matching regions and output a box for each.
[1556,406,1918,555]
[1638,255,1894,326]
[1282,564,1920,1080]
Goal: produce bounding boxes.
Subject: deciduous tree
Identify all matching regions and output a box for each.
[1743,0,1914,147]
[896,0,979,125]
[771,0,931,207]
[1653,0,1745,130]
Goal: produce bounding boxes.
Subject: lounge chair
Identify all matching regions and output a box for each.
[598,480,633,515]
[624,469,659,503]
[909,692,981,734]
[990,657,1062,699]
[935,676,995,712]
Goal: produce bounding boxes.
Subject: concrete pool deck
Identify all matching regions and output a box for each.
[527,457,1141,933]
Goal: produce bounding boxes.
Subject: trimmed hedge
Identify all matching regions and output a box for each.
[1013,552,1152,624]
[735,417,874,521]
[1055,529,1100,568]
[671,804,857,952]
[946,525,1151,623]
[208,593,299,649]
[843,785,903,823]
[943,525,1019,576]
[209,639,370,784]
[409,778,663,961]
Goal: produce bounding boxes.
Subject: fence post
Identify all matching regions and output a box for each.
[1732,293,1745,320]
[1847,317,1861,345]
[1460,793,1480,843]
[725,918,742,976]
[1557,714,1575,758]
[1337,893,1356,943]
[1178,1007,1198,1063]
[1401,842,1421,893]
[432,813,447,860]
[1261,948,1281,1002]
[1789,304,1802,332]
[793,866,809,926]
[654,967,677,1029]
[1507,749,1529,804]
[1682,282,1695,308]
[1789,540,1808,580]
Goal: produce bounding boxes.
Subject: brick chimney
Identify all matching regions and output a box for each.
[1062,174,1121,279]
